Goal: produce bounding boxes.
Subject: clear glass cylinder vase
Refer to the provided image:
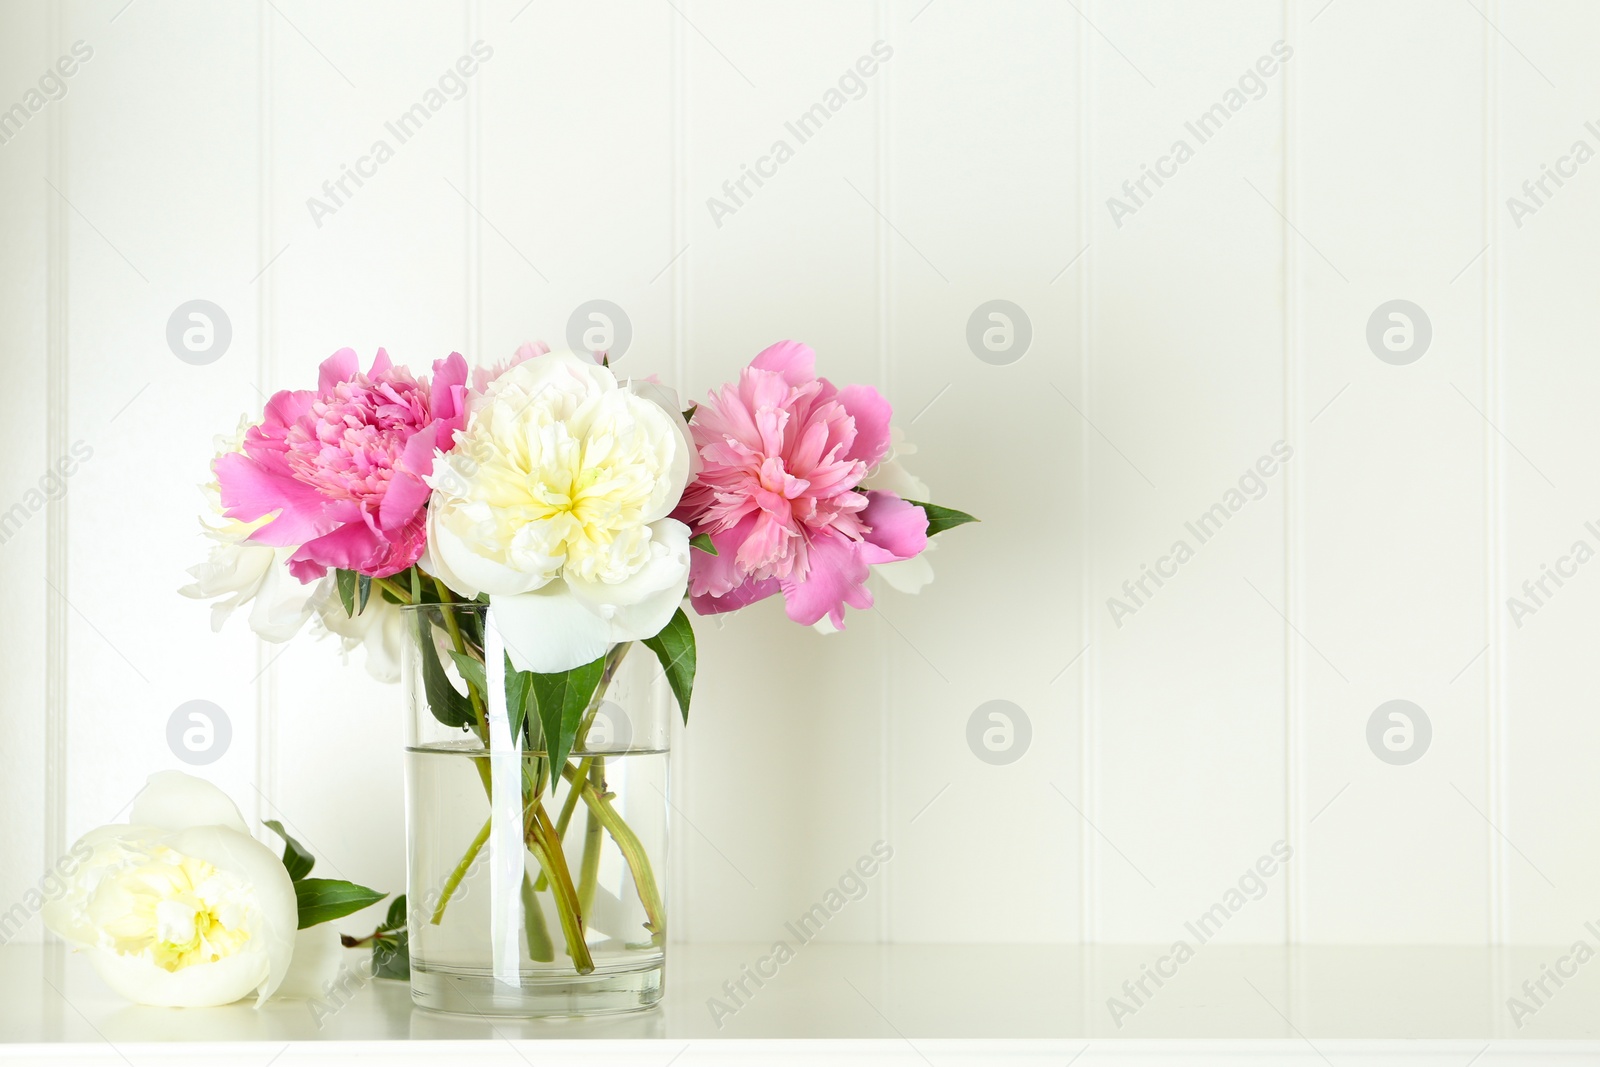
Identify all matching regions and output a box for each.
[401,603,670,1016]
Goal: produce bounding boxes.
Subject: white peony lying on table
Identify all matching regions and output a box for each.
[42,772,298,1007]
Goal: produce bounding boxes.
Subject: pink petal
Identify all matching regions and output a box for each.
[287,555,328,583]
[215,452,335,546]
[858,492,928,565]
[688,517,759,599]
[779,530,872,628]
[368,347,393,378]
[318,348,359,393]
[293,521,383,576]
[736,509,795,575]
[837,383,892,468]
[750,340,816,387]
[262,388,316,436]
[379,467,432,534]
[430,352,469,426]
[692,576,781,616]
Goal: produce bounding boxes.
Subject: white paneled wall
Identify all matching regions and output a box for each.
[3,0,1598,948]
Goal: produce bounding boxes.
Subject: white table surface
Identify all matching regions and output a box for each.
[3,942,1599,1064]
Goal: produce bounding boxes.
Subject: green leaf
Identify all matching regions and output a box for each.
[416,614,477,730]
[689,533,718,556]
[336,570,358,617]
[357,575,372,614]
[530,655,607,793]
[451,651,533,741]
[642,608,697,724]
[382,894,408,933]
[449,650,486,694]
[505,665,533,742]
[263,819,314,881]
[372,931,410,980]
[905,499,979,537]
[294,878,387,930]
[682,403,698,422]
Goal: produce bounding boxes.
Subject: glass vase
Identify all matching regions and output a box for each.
[401,603,669,1016]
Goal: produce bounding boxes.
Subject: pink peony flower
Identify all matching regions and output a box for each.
[676,340,928,628]
[216,348,468,582]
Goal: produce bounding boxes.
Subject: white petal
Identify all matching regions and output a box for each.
[491,586,614,674]
[426,499,555,598]
[129,772,249,835]
[875,551,935,595]
[41,825,163,948]
[475,350,615,414]
[360,603,407,684]
[244,552,318,643]
[178,540,272,604]
[564,519,690,610]
[603,574,689,646]
[627,378,699,506]
[860,457,930,502]
[168,825,298,1005]
[90,944,271,1008]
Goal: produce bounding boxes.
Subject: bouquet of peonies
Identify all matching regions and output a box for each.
[184,338,973,687]
[182,338,974,985]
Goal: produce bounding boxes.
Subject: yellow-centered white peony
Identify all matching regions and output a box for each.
[425,351,694,673]
[42,772,297,1007]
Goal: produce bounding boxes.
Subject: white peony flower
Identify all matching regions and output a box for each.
[425,351,694,673]
[41,772,298,1008]
[179,416,317,643]
[310,582,408,684]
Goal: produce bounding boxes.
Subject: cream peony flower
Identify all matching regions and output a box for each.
[310,582,408,684]
[425,351,694,673]
[42,772,298,1008]
[180,416,317,643]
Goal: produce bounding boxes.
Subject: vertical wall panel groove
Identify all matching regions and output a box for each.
[667,1,690,942]
[1283,0,1305,947]
[1484,0,1507,948]
[464,0,482,362]
[875,0,893,945]
[254,0,277,824]
[43,0,69,873]
[1076,0,1096,945]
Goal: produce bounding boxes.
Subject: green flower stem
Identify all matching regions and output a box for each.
[430,776,592,969]
[563,761,665,944]
[525,798,594,973]
[531,756,592,894]
[576,759,605,916]
[429,815,492,925]
[372,575,414,604]
[551,758,593,838]
[425,634,656,966]
[520,869,555,963]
